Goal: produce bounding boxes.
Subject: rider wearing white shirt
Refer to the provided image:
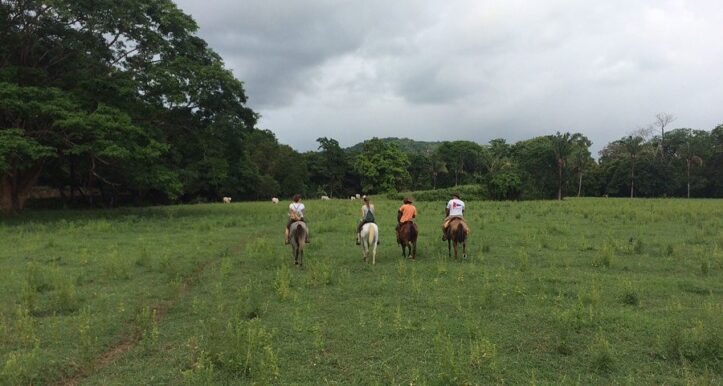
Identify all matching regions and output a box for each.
[285,194,309,244]
[442,192,470,240]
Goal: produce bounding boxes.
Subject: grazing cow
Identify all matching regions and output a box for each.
[355,194,361,199]
[320,195,330,200]
[271,197,279,204]
[223,197,232,204]
[360,223,379,264]
[350,196,356,200]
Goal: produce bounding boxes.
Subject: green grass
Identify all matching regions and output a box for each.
[1,198,721,384]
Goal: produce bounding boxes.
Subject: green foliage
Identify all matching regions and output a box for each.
[487,171,522,200]
[589,333,615,373]
[663,321,721,370]
[353,137,411,193]
[204,318,279,383]
[387,184,487,201]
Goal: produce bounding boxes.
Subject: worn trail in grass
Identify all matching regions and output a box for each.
[1,199,721,384]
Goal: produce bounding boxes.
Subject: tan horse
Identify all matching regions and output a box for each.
[289,221,307,266]
[446,218,467,259]
[397,221,418,260]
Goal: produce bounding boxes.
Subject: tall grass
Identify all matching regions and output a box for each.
[0,198,720,384]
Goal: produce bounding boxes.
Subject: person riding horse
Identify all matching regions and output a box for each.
[285,194,310,244]
[442,192,470,241]
[396,197,417,237]
[356,196,379,245]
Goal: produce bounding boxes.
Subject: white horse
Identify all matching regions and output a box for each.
[360,223,379,264]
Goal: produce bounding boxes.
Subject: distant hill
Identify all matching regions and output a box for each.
[345,137,443,154]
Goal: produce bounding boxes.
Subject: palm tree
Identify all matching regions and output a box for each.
[621,136,645,198]
[570,149,591,197]
[680,130,704,198]
[427,153,447,190]
[551,132,575,200]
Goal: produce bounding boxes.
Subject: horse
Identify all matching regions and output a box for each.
[397,221,418,260]
[360,222,379,264]
[446,218,467,259]
[289,221,307,266]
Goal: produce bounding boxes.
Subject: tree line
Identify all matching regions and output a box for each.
[1,1,721,214]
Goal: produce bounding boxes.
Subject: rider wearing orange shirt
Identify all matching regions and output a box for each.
[396,197,417,235]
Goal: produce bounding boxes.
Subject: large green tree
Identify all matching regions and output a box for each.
[0,0,257,212]
[436,141,483,186]
[316,137,347,198]
[353,138,410,193]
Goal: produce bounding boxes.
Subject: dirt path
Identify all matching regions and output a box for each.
[56,244,238,386]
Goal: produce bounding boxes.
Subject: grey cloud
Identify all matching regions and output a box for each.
[174,0,723,152]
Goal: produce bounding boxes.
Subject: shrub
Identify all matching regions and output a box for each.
[1,341,43,385]
[205,318,279,383]
[619,281,640,306]
[589,333,615,373]
[664,322,721,369]
[592,245,613,268]
[387,185,488,201]
[274,265,291,300]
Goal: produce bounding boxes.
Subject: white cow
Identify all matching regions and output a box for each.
[271,197,279,204]
[350,196,356,200]
[355,194,361,199]
[320,195,330,200]
[223,197,232,204]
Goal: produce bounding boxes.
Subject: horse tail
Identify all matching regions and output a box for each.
[296,223,306,247]
[368,223,376,245]
[409,222,418,241]
[455,221,465,243]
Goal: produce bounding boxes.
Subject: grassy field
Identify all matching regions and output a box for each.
[0,198,721,384]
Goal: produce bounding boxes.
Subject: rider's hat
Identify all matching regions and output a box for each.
[404,197,413,204]
[451,192,460,198]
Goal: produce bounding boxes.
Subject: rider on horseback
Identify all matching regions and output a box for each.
[396,197,417,237]
[285,194,310,244]
[442,192,469,241]
[356,196,379,245]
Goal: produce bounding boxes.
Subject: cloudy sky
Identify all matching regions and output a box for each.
[174,0,723,154]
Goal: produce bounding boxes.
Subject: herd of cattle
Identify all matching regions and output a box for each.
[221,194,364,204]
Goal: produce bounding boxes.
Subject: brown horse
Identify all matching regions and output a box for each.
[289,221,307,266]
[397,221,418,260]
[446,218,467,259]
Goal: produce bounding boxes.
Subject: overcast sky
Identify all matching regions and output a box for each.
[174,0,723,154]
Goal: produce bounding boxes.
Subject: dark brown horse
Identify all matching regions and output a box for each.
[446,218,467,259]
[289,221,307,266]
[397,221,418,260]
